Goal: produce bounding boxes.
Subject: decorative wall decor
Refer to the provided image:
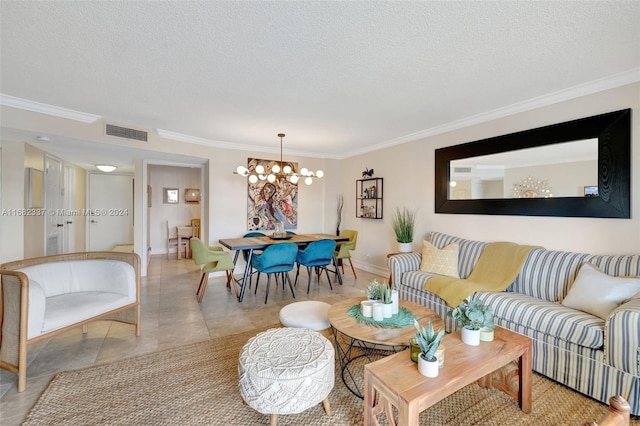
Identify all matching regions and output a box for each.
[184,188,200,203]
[361,167,374,178]
[246,157,298,231]
[434,108,630,218]
[357,177,383,219]
[163,188,179,204]
[512,177,553,198]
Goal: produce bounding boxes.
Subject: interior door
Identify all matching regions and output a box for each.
[88,173,133,251]
[63,165,75,253]
[45,155,64,255]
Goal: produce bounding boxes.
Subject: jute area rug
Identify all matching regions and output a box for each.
[24,325,637,426]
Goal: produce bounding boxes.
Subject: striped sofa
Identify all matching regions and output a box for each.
[389,232,640,415]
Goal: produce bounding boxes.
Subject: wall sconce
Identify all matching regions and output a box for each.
[185,188,201,203]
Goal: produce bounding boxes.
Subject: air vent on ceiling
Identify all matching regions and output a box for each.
[453,166,472,173]
[105,123,148,142]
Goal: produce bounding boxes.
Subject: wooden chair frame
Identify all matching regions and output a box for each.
[0,252,141,392]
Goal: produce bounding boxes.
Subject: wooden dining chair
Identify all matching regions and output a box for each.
[166,221,188,259]
[191,218,201,238]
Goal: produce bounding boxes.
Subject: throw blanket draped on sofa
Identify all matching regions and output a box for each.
[424,241,540,307]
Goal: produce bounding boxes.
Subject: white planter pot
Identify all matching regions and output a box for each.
[372,303,384,321]
[461,327,480,346]
[391,290,399,314]
[382,303,393,318]
[480,327,494,342]
[418,353,439,377]
[435,344,445,368]
[398,242,413,253]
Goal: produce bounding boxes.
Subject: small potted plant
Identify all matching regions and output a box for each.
[413,319,445,377]
[392,207,416,253]
[381,287,393,318]
[366,279,385,301]
[448,298,494,346]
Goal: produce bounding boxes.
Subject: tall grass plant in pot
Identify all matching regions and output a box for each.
[392,207,416,253]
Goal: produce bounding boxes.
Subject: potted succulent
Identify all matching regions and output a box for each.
[413,320,445,377]
[381,287,393,318]
[366,279,384,301]
[392,207,416,252]
[448,298,494,346]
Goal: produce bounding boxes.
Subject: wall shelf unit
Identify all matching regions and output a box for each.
[356,177,383,219]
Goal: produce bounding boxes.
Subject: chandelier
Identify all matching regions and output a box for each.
[234,133,324,185]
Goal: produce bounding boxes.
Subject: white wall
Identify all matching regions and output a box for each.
[23,143,45,258]
[0,141,25,263]
[0,83,638,275]
[505,160,596,197]
[341,83,640,278]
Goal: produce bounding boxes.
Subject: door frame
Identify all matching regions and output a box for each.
[139,160,206,276]
[85,171,134,251]
[44,153,64,255]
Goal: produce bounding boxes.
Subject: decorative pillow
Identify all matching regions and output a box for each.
[419,241,459,278]
[561,263,640,319]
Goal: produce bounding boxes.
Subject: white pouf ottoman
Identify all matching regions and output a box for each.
[238,327,334,426]
[279,301,331,331]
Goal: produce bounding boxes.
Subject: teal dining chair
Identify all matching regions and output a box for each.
[251,242,297,304]
[190,238,236,303]
[294,239,337,294]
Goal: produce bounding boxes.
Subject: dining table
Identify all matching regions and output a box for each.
[219,233,349,302]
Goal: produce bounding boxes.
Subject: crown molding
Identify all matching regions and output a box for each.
[156,128,338,159]
[0,94,102,123]
[344,68,640,158]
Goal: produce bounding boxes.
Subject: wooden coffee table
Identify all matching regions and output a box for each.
[328,298,443,399]
[363,326,532,425]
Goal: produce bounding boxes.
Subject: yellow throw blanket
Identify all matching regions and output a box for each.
[424,241,540,308]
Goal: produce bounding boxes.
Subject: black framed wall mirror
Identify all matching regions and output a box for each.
[435,109,631,218]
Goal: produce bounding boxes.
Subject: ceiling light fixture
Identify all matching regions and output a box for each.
[95,164,117,173]
[234,133,323,185]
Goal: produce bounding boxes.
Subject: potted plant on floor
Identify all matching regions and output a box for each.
[448,298,494,346]
[392,207,416,253]
[414,319,445,377]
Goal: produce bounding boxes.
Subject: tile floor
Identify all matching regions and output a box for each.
[0,255,382,425]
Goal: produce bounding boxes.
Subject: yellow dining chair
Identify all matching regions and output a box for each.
[335,229,358,281]
[190,238,236,303]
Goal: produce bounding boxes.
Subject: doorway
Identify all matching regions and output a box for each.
[87,173,134,251]
[44,154,63,255]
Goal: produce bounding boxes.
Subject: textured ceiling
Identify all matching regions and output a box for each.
[1,1,639,162]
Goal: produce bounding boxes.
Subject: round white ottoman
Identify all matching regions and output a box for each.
[279,301,331,331]
[238,327,334,426]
